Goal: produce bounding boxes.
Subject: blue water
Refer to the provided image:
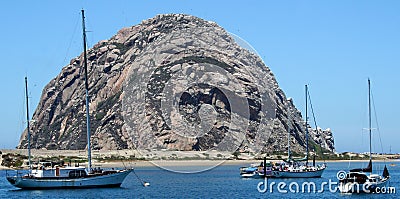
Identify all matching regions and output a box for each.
[1,161,399,198]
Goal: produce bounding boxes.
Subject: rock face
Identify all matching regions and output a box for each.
[17,14,335,154]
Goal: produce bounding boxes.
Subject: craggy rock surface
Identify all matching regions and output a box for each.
[17,14,334,155]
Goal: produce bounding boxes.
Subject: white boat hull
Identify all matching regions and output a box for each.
[272,168,325,178]
[6,169,132,189]
[240,173,259,178]
[240,172,273,178]
[338,178,389,193]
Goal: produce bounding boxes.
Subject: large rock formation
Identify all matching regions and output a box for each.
[17,14,335,155]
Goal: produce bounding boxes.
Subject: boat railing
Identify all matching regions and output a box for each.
[5,169,27,178]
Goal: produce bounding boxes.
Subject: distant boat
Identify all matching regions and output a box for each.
[239,157,274,178]
[6,10,132,189]
[240,85,326,178]
[338,79,390,193]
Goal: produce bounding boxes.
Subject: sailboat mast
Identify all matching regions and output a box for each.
[305,85,309,162]
[287,111,291,160]
[25,77,32,171]
[81,9,92,172]
[368,79,372,162]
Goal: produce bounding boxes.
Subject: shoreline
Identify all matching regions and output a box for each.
[1,149,398,170]
[1,159,398,170]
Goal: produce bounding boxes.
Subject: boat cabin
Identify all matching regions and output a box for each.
[30,166,88,178]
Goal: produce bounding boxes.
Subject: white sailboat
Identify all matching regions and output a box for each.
[6,10,132,189]
[239,85,326,178]
[338,79,390,193]
[272,85,326,178]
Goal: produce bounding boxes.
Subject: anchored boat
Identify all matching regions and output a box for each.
[272,85,326,178]
[240,85,326,178]
[338,79,390,193]
[6,10,132,189]
[239,157,274,178]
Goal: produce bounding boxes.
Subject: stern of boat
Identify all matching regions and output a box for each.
[6,176,17,185]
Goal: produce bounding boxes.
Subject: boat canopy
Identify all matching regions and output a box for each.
[350,159,372,173]
[284,156,308,163]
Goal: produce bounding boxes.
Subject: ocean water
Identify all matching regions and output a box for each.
[0,161,398,198]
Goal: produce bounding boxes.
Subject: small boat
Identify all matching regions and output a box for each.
[338,79,390,193]
[240,157,274,178]
[6,10,132,189]
[338,161,390,193]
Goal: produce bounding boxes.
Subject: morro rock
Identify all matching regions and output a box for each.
[17,14,335,155]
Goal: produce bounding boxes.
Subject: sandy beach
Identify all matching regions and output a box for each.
[1,149,398,170]
[0,149,249,170]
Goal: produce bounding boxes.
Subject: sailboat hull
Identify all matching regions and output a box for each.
[6,169,132,189]
[272,168,325,178]
[338,178,389,193]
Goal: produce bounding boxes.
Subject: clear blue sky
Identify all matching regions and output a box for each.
[0,1,399,153]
